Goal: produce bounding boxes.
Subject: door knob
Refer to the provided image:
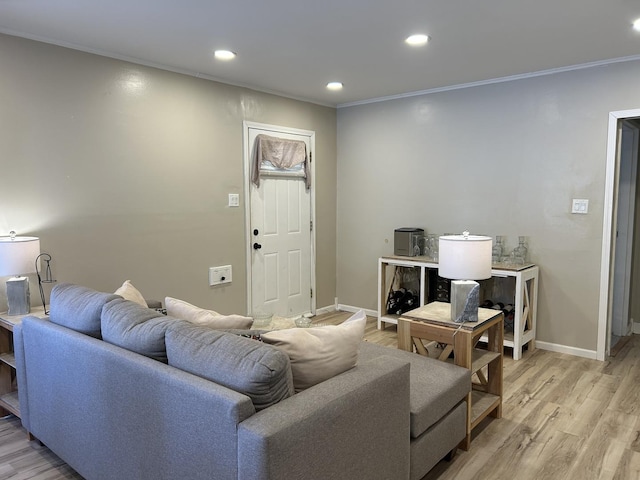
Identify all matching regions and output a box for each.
[253,243,262,250]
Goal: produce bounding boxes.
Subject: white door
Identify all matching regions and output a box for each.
[244,122,315,317]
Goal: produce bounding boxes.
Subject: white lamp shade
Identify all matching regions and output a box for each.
[438,234,492,280]
[0,236,40,276]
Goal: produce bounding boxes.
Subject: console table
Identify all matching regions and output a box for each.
[398,302,503,450]
[0,306,47,419]
[378,255,538,360]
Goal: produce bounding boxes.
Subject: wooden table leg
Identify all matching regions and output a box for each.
[397,318,413,352]
[454,330,473,450]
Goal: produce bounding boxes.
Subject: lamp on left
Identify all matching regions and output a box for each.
[0,231,40,316]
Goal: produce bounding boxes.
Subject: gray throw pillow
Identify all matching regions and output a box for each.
[49,283,120,339]
[165,323,294,411]
[101,298,179,362]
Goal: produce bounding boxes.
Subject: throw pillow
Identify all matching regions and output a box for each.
[165,323,294,411]
[261,310,366,392]
[114,280,148,307]
[165,296,253,329]
[101,297,179,362]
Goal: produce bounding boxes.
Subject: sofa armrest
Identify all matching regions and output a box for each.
[237,355,411,480]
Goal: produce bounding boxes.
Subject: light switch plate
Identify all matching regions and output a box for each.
[228,193,240,207]
[571,198,589,214]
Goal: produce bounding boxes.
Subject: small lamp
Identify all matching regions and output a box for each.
[439,232,492,323]
[0,231,40,316]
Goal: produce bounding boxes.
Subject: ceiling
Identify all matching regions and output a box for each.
[1,0,640,107]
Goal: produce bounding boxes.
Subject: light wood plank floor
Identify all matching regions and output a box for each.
[2,312,640,479]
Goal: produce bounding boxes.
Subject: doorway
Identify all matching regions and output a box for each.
[598,110,640,360]
[243,121,316,318]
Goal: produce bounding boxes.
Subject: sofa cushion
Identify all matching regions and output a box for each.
[261,310,366,392]
[165,323,293,411]
[359,342,470,439]
[101,298,178,362]
[165,296,253,329]
[114,280,148,307]
[49,283,120,339]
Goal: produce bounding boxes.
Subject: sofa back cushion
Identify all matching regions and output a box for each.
[49,283,120,339]
[165,323,294,411]
[101,298,179,363]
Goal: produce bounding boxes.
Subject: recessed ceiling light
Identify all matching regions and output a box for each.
[634,18,640,31]
[405,34,430,46]
[326,82,343,91]
[214,50,236,60]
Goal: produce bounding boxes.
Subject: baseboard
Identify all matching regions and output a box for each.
[535,341,597,360]
[315,304,336,315]
[633,322,640,334]
[336,304,377,317]
[333,304,598,359]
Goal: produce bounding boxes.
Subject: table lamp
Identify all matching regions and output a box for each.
[0,231,40,315]
[439,232,492,323]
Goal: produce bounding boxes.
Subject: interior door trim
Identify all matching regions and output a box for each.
[242,121,316,316]
[598,109,640,360]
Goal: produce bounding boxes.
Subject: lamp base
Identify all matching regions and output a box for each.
[450,280,480,323]
[7,276,30,316]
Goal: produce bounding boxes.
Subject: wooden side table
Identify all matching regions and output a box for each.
[0,306,47,418]
[398,302,503,450]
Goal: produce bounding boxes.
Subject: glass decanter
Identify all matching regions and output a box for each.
[492,235,504,264]
[513,236,528,265]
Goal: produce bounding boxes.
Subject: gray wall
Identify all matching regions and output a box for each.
[0,33,337,314]
[337,60,640,352]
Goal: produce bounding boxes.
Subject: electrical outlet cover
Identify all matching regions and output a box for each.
[209,265,232,286]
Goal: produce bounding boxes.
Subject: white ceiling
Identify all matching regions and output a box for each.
[1,0,640,107]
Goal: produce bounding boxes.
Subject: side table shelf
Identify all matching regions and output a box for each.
[0,306,47,418]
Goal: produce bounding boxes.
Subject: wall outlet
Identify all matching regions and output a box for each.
[209,265,232,286]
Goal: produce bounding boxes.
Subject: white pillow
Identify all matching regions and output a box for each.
[114,280,148,307]
[261,310,366,392]
[164,297,253,329]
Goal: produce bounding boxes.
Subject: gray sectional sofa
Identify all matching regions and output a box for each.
[14,283,470,480]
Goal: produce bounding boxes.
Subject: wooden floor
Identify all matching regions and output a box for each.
[2,312,640,479]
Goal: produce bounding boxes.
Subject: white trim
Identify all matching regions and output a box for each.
[536,341,597,360]
[338,55,640,109]
[315,304,336,315]
[7,28,640,111]
[242,121,317,316]
[337,304,378,318]
[339,302,598,359]
[0,28,335,109]
[598,109,640,361]
[633,322,640,335]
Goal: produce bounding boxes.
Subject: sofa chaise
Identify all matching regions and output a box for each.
[14,283,470,480]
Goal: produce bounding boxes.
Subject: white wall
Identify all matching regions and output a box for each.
[337,60,640,353]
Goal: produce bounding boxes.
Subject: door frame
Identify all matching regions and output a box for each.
[611,121,638,338]
[598,108,640,360]
[242,121,317,316]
